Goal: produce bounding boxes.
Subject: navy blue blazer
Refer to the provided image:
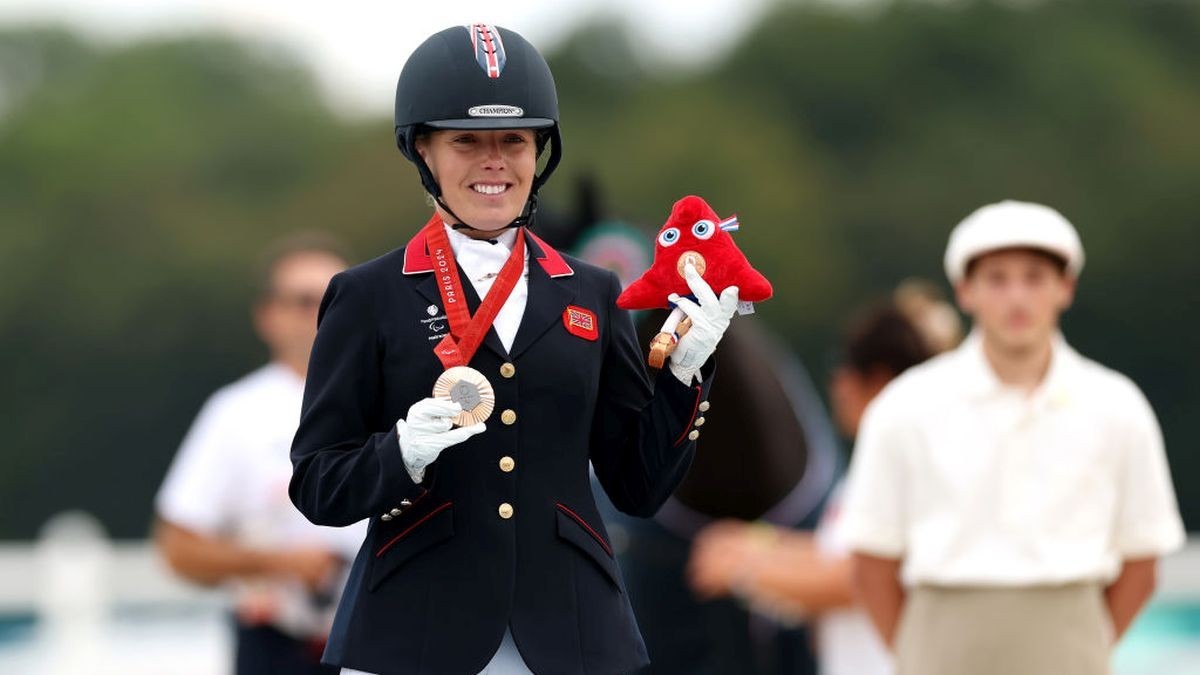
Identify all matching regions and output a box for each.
[290,228,714,675]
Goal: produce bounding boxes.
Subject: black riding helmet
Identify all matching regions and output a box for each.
[394,24,562,229]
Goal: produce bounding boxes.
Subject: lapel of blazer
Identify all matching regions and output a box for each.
[509,232,577,360]
[402,224,577,362]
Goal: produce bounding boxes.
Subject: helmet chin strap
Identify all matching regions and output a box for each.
[436,191,539,235]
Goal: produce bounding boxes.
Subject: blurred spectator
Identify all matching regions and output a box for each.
[596,316,837,675]
[842,201,1186,675]
[687,295,943,675]
[153,234,366,675]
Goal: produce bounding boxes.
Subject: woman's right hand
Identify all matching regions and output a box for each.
[396,398,487,482]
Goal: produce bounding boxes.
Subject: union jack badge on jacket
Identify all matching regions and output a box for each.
[563,305,599,341]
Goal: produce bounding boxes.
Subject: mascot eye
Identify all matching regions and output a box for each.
[692,220,715,240]
[658,227,681,247]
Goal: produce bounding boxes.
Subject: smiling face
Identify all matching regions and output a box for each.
[956,247,1076,356]
[415,128,537,233]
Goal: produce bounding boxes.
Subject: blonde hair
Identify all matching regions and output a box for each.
[893,278,963,354]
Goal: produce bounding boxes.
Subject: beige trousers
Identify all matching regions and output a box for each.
[896,583,1113,675]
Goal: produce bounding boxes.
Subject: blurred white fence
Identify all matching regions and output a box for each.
[0,512,229,675]
[2,511,1199,675]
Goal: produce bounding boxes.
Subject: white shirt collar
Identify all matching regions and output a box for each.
[443,224,522,283]
[444,223,518,253]
[956,329,1078,405]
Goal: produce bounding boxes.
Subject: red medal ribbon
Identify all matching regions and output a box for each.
[423,215,527,369]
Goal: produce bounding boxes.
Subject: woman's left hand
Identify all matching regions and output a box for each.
[667,263,739,384]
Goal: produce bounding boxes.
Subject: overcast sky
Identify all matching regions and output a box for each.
[0,0,790,116]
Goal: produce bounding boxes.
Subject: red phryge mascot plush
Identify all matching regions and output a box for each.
[618,195,773,368]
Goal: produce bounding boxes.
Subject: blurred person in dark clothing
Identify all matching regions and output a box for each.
[591,316,840,675]
[154,234,366,675]
[687,297,945,675]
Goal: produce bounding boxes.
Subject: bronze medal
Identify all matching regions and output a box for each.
[433,366,495,427]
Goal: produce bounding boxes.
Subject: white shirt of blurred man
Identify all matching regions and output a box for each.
[841,201,1186,675]
[155,240,366,670]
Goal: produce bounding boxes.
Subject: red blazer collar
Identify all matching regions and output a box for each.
[402,218,574,278]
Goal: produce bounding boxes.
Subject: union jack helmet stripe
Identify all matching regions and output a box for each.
[467,24,507,79]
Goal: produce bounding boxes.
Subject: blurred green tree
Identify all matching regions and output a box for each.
[545,0,1200,529]
[0,28,379,537]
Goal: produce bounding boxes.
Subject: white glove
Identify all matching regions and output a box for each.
[396,398,486,483]
[667,263,740,385]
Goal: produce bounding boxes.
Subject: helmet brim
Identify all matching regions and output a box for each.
[424,117,556,130]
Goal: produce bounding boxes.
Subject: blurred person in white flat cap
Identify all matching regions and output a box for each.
[154,234,366,675]
[841,200,1185,675]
